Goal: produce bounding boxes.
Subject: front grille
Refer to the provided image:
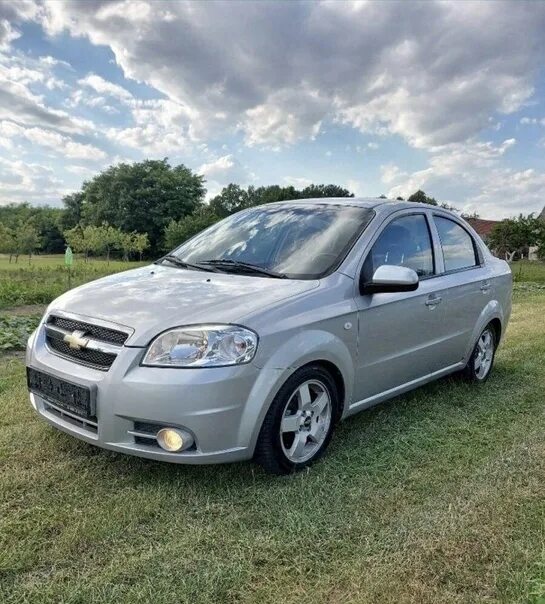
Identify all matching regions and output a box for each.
[43,401,98,434]
[48,315,128,345]
[45,315,129,371]
[47,337,116,370]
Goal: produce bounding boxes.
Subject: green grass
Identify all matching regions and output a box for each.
[510,259,545,283]
[0,255,145,309]
[1,289,545,602]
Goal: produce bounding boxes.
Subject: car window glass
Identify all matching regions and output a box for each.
[434,216,477,272]
[365,214,434,278]
[174,204,375,279]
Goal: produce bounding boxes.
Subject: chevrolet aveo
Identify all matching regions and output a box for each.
[26,199,512,474]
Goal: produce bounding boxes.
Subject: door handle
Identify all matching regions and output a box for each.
[425,296,442,307]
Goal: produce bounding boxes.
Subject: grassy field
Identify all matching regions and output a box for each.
[511,259,545,283]
[1,260,545,602]
[0,255,145,310]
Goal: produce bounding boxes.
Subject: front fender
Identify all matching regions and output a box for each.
[241,329,355,455]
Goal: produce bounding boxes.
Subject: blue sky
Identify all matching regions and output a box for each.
[1,1,545,219]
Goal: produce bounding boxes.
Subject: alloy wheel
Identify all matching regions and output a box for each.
[279,379,332,463]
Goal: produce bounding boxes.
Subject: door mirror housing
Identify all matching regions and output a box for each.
[360,265,419,295]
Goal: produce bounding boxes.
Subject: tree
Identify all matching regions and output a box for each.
[164,207,219,250]
[119,231,150,261]
[488,214,545,260]
[132,233,150,261]
[0,203,65,254]
[67,159,206,255]
[14,223,41,263]
[209,183,354,219]
[407,190,438,206]
[0,223,15,262]
[209,184,251,218]
[93,223,122,264]
[299,184,354,199]
[59,192,84,231]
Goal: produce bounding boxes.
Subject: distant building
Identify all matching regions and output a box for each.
[465,218,500,243]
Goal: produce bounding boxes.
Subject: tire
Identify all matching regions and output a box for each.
[462,324,497,383]
[254,365,339,475]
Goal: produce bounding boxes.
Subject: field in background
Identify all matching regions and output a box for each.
[1,257,545,602]
[510,259,545,283]
[0,254,146,310]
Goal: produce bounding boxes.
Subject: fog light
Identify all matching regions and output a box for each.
[156,428,190,452]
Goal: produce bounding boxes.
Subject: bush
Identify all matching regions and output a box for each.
[0,314,41,350]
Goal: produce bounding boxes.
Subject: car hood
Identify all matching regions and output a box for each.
[48,265,319,346]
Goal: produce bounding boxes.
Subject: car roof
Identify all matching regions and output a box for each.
[265,197,425,212]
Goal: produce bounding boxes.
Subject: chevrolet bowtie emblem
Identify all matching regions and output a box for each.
[63,329,89,350]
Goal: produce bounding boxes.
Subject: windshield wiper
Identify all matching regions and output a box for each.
[156,255,220,273]
[200,259,288,279]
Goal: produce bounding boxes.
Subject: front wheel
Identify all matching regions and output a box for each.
[462,325,497,383]
[254,366,339,475]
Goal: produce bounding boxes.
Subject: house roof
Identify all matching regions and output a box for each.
[466,218,500,237]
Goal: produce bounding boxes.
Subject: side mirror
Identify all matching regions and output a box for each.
[360,264,419,295]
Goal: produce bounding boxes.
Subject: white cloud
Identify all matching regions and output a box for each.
[0,50,88,133]
[0,156,66,205]
[199,154,237,179]
[198,153,253,199]
[0,120,107,160]
[0,18,20,50]
[520,116,545,126]
[35,1,545,149]
[383,138,545,218]
[283,176,313,189]
[78,73,133,102]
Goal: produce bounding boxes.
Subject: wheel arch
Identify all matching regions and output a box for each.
[243,331,354,456]
[488,317,502,343]
[464,300,504,362]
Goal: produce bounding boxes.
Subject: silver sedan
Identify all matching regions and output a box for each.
[26,198,512,474]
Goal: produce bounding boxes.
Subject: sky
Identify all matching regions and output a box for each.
[1,1,545,219]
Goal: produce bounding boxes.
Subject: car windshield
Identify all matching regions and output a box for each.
[170,204,375,279]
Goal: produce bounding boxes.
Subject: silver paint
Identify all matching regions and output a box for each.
[26,198,512,465]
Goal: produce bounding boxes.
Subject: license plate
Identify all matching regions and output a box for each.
[27,367,95,419]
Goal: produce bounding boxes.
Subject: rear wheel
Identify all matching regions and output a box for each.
[462,325,497,383]
[255,366,339,475]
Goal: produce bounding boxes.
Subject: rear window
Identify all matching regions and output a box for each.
[434,216,478,272]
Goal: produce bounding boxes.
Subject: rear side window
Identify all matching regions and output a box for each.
[434,216,478,272]
[364,214,434,278]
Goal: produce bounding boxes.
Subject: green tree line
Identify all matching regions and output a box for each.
[1,157,544,261]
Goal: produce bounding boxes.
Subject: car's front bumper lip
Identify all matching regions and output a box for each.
[26,323,264,464]
[29,392,250,464]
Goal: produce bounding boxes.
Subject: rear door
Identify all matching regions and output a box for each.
[429,214,492,365]
[353,211,450,403]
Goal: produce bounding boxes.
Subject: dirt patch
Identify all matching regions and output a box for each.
[2,304,47,317]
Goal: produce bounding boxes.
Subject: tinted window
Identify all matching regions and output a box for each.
[434,216,477,272]
[365,214,434,278]
[173,204,374,279]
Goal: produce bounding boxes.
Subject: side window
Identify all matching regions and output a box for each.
[434,216,478,272]
[364,214,434,279]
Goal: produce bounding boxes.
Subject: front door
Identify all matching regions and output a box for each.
[353,212,448,403]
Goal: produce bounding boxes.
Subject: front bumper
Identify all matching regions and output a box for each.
[26,319,275,465]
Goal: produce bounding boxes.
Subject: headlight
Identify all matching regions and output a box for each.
[142,324,258,368]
